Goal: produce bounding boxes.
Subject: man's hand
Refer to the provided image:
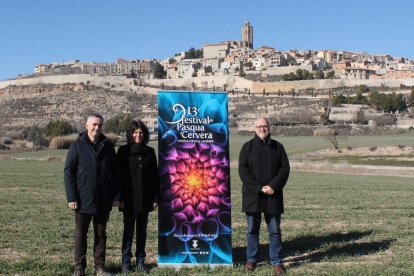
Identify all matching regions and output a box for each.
[68,202,77,210]
[262,185,275,195]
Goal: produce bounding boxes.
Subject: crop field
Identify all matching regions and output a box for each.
[0,134,413,275]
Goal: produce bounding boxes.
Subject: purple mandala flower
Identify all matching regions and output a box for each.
[160,142,231,241]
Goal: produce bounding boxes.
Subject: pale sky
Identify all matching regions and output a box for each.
[1,0,413,80]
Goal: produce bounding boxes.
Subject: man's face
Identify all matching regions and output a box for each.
[255,118,270,141]
[85,117,103,140]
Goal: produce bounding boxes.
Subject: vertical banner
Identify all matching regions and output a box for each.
[158,91,232,267]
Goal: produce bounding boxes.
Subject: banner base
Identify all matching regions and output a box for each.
[157,263,233,269]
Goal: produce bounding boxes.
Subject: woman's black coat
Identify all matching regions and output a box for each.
[117,143,159,213]
[238,134,290,214]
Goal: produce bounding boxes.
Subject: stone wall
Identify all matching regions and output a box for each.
[2,74,414,96]
[145,75,252,91]
[251,78,414,94]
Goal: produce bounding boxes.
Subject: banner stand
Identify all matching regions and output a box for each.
[158,91,233,267]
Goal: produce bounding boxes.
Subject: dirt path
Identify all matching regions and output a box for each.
[291,146,414,177]
[291,161,414,177]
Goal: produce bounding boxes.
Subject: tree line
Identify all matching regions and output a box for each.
[282,69,335,81]
[330,88,414,113]
[23,116,135,147]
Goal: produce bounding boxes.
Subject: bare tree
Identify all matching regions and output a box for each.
[326,132,340,150]
[314,127,340,149]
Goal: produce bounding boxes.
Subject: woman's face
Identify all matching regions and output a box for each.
[132,128,144,144]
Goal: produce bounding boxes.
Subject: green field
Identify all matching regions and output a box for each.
[1,134,413,275]
[2,133,414,163]
[327,155,414,167]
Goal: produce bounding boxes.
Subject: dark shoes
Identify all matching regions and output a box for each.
[136,262,150,273]
[73,268,86,276]
[244,262,257,271]
[121,264,131,273]
[273,264,285,275]
[95,267,113,276]
[244,262,285,275]
[121,261,150,274]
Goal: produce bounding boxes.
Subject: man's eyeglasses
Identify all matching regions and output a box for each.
[255,125,269,129]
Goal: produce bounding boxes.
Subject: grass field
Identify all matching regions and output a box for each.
[1,134,413,275]
[327,155,414,167]
[2,133,414,163]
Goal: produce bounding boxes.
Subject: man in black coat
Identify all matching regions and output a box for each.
[64,113,120,276]
[238,117,290,275]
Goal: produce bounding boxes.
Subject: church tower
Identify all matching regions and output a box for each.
[241,20,253,49]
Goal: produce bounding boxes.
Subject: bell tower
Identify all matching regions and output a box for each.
[241,20,253,49]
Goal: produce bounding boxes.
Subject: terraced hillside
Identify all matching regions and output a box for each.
[1,78,409,137]
[0,83,156,135]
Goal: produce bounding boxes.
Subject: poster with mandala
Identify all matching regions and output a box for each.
[157,91,232,266]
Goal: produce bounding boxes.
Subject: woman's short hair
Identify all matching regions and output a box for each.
[126,120,150,145]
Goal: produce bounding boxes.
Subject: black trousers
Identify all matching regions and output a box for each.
[74,211,110,270]
[121,211,149,265]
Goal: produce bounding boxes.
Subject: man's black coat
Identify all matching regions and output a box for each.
[238,134,290,214]
[64,132,120,214]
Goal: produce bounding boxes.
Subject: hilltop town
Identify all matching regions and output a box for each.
[1,21,414,140]
[30,21,414,84]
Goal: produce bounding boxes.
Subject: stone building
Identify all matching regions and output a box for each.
[241,20,253,49]
[202,43,229,59]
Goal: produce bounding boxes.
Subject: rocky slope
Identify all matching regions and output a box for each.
[2,75,408,137]
[0,82,156,135]
[0,80,330,136]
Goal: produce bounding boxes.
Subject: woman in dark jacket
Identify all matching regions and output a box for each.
[117,120,159,273]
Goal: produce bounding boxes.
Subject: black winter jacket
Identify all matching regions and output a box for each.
[238,134,290,214]
[117,144,159,213]
[64,132,120,214]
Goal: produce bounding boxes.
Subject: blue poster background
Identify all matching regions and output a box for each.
[158,91,232,266]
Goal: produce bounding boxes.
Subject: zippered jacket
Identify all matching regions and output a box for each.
[64,132,120,214]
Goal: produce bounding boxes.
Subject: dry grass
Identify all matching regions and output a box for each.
[49,134,78,149]
[307,146,414,157]
[0,155,64,162]
[105,132,119,145]
[291,160,414,177]
[313,127,336,137]
[49,132,118,149]
[1,140,27,150]
[0,137,13,145]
